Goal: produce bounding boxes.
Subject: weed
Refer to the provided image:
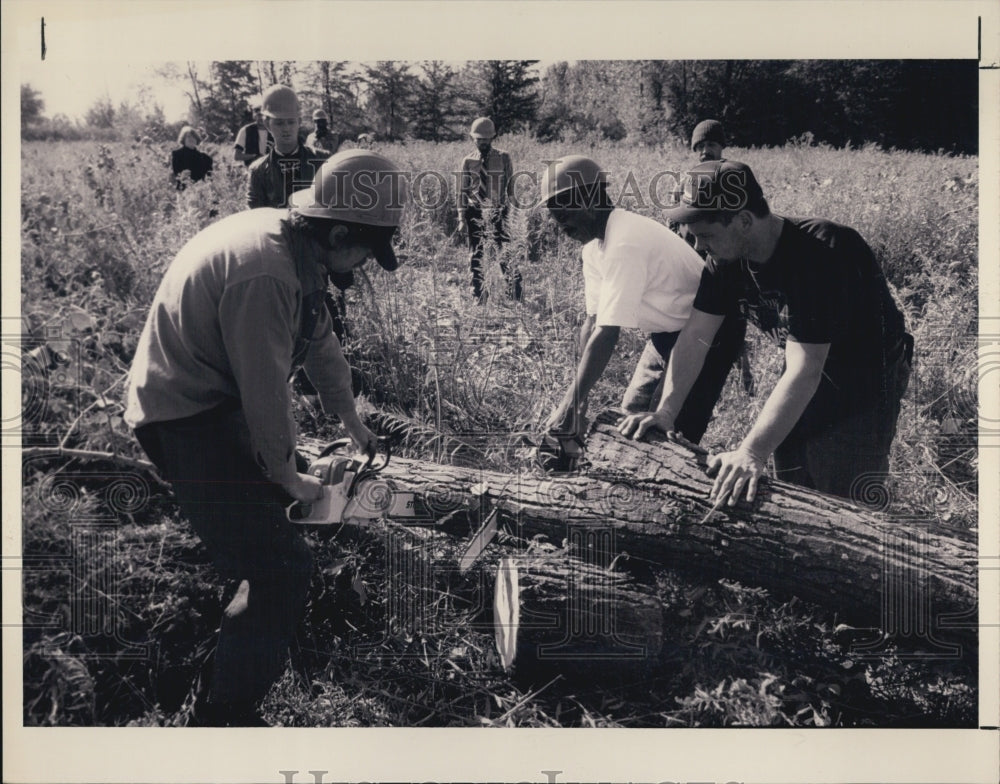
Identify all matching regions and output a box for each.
[19,138,979,726]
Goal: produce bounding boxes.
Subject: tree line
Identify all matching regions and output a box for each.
[538,60,977,153]
[158,60,541,144]
[22,59,977,153]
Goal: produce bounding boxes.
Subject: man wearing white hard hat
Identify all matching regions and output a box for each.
[247,85,325,210]
[126,150,406,725]
[306,108,339,156]
[457,116,522,302]
[248,87,354,347]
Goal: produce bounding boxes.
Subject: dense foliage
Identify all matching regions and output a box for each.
[22,59,978,153]
[19,136,979,726]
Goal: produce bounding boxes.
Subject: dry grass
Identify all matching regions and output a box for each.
[19,136,979,726]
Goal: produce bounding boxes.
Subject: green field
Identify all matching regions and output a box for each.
[19,137,979,726]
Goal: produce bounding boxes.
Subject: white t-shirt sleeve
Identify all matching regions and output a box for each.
[234,126,248,150]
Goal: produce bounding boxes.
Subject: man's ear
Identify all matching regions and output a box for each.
[737,210,754,231]
[327,224,349,248]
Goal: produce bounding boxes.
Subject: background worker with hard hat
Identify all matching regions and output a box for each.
[247,85,326,210]
[306,108,339,156]
[540,155,742,448]
[628,116,753,411]
[233,96,273,166]
[457,117,522,302]
[125,149,407,726]
[249,87,353,366]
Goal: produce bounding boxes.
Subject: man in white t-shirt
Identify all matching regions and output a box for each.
[541,155,742,446]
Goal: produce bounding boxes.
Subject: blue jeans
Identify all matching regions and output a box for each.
[621,314,746,444]
[773,338,912,500]
[134,401,313,712]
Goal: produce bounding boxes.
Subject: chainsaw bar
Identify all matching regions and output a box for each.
[458,508,500,573]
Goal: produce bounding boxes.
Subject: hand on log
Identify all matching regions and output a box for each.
[298,416,977,647]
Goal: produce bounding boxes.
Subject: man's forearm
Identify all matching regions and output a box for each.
[577,315,595,357]
[654,332,709,423]
[740,367,823,459]
[562,324,619,409]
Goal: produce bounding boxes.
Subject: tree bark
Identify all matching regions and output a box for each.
[299,414,977,644]
[493,550,664,673]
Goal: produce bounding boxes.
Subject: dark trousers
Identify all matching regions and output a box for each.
[773,337,913,500]
[466,206,522,301]
[134,402,313,712]
[622,313,746,444]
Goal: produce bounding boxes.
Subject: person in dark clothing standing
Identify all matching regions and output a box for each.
[234,97,273,167]
[620,160,913,505]
[624,117,750,413]
[457,117,522,303]
[170,126,213,189]
[690,118,726,163]
[246,85,325,210]
[247,85,351,356]
[306,109,339,156]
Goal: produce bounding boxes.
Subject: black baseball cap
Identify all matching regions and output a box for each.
[666,160,767,223]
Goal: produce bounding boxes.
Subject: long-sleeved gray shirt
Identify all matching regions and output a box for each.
[125,209,354,485]
[457,147,513,214]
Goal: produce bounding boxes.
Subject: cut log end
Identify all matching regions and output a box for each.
[493,552,665,675]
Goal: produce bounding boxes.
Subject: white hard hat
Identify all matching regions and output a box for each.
[470,117,496,139]
[261,84,300,120]
[290,150,408,270]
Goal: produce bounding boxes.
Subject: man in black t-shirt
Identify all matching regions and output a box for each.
[620,160,912,504]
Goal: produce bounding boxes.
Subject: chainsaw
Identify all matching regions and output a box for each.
[287,438,504,571]
[286,438,428,525]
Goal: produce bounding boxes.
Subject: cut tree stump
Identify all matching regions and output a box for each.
[493,549,664,672]
[300,412,977,646]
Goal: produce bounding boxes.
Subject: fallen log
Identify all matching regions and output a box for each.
[493,549,665,673]
[299,416,977,646]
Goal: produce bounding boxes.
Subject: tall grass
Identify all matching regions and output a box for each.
[345,137,979,522]
[18,135,979,726]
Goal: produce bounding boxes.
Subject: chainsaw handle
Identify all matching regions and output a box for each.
[314,436,385,471]
[316,438,354,460]
[286,489,326,524]
[368,436,391,472]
